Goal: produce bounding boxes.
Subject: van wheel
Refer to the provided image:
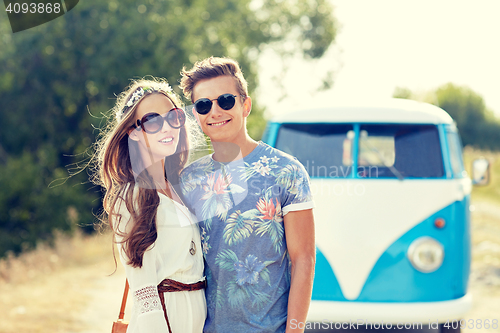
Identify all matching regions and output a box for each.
[439,323,460,333]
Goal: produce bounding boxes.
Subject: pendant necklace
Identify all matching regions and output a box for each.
[165,180,196,256]
[189,240,196,255]
[165,182,197,256]
[161,160,197,256]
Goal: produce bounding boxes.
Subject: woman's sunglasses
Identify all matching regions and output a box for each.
[193,93,246,115]
[133,108,186,134]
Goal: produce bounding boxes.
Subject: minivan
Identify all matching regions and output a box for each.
[262,99,489,332]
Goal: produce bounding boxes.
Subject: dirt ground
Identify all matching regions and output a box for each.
[462,200,500,332]
[77,264,128,333]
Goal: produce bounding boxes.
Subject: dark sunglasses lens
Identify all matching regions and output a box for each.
[167,108,186,128]
[142,113,162,133]
[218,94,236,110]
[194,99,212,115]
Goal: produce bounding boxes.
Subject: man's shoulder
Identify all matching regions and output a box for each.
[253,142,288,160]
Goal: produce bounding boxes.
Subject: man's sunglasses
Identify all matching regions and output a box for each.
[132,108,186,134]
[193,93,246,115]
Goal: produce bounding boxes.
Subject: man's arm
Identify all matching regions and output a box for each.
[284,208,315,333]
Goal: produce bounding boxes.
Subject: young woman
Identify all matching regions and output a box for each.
[94,78,206,332]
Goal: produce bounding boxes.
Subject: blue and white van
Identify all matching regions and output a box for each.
[262,99,488,332]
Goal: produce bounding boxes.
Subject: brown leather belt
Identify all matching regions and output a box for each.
[157,278,206,333]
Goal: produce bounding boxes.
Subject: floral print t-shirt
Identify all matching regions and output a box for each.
[180,141,314,333]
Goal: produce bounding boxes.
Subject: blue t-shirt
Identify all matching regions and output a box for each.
[180,141,314,333]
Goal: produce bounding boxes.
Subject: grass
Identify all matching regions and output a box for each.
[0,230,118,333]
[462,147,500,268]
[461,147,500,332]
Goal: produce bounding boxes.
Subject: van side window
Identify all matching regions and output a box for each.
[446,130,465,178]
[359,124,444,178]
[275,124,353,178]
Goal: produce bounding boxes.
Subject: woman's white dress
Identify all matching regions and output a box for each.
[114,187,206,333]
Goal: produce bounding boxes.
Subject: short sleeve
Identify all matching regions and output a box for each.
[279,158,315,215]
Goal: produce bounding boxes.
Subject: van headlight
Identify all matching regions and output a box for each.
[407,237,444,273]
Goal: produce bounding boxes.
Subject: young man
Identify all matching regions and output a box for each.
[179,57,315,333]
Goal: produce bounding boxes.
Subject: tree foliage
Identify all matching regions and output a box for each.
[393,83,500,150]
[0,0,337,257]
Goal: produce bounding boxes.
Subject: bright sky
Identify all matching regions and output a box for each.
[257,0,500,119]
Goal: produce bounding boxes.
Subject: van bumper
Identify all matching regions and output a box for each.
[307,293,472,323]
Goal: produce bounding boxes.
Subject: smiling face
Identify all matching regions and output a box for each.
[192,75,251,145]
[128,93,181,162]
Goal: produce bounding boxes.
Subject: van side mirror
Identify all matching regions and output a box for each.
[472,158,490,186]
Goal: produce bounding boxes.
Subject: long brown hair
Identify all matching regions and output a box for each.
[93,78,194,268]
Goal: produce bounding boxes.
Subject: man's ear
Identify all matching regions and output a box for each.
[243,96,252,118]
[128,127,140,142]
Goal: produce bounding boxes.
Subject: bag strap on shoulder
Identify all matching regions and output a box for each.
[118,279,129,321]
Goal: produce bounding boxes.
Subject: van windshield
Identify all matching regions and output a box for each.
[275,123,444,178]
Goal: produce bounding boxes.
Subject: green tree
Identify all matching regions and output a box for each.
[393,83,500,150]
[0,0,337,257]
[392,86,412,100]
